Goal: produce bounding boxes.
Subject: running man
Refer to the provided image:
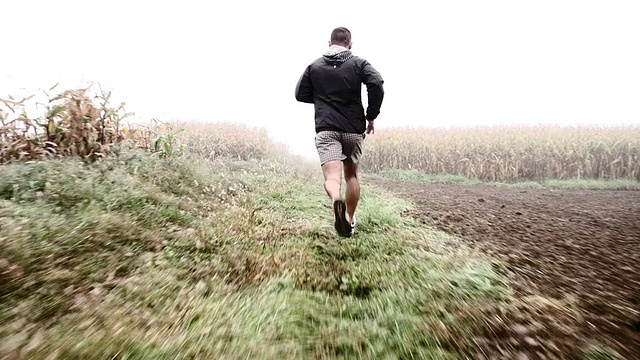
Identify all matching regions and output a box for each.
[295,27,385,237]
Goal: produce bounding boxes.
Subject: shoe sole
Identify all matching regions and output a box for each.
[333,200,351,237]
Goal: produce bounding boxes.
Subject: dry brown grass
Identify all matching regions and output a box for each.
[0,84,149,164]
[361,125,640,181]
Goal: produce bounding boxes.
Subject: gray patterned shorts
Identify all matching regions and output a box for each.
[315,131,365,165]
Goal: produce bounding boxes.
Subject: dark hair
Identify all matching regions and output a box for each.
[330,27,351,46]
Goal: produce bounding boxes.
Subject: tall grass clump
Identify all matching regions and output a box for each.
[361,125,640,182]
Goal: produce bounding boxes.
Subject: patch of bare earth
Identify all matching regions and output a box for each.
[373,179,640,359]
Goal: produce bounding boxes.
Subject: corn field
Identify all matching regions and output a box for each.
[361,126,640,181]
[0,84,145,163]
[179,122,288,161]
[0,84,285,164]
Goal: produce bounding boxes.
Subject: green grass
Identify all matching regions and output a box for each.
[543,178,640,190]
[580,345,623,360]
[0,149,511,359]
[367,168,640,190]
[365,169,483,185]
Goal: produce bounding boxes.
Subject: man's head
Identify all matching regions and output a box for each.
[329,27,352,49]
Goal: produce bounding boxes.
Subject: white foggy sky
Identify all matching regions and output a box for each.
[2,0,639,158]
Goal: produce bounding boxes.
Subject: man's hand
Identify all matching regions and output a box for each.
[366,120,375,135]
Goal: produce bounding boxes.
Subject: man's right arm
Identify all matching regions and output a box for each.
[361,61,384,121]
[295,65,314,103]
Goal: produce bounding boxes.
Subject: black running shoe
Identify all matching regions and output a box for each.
[332,199,351,237]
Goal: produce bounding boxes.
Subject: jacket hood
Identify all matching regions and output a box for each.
[323,45,354,65]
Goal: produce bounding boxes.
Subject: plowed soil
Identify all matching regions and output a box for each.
[373,179,640,359]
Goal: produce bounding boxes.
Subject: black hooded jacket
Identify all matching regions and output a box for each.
[295,47,384,134]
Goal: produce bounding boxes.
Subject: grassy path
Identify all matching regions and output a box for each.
[0,151,510,359]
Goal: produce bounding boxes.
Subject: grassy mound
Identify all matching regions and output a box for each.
[0,147,510,359]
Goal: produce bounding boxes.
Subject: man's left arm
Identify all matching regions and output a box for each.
[295,65,314,103]
[361,61,384,121]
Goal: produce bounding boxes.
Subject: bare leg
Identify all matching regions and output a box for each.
[321,160,342,201]
[343,160,360,223]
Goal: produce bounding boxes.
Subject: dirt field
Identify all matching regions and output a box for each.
[372,179,640,359]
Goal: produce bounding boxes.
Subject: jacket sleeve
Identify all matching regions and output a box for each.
[361,61,384,120]
[295,65,314,103]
